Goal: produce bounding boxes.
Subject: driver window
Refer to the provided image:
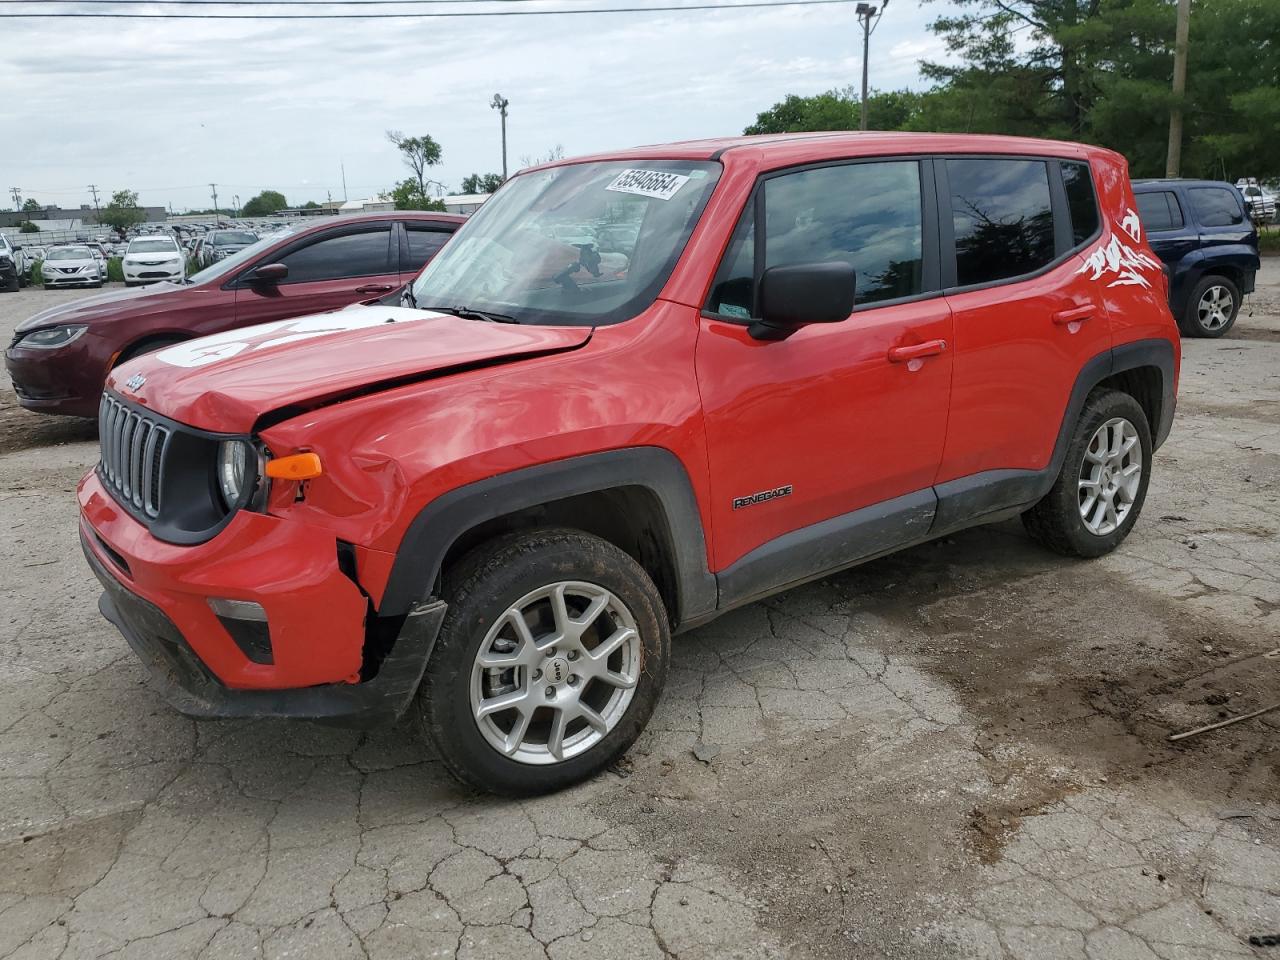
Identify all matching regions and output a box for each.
[765,161,923,305]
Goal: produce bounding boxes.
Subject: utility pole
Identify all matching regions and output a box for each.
[491,93,510,180]
[854,1,887,130]
[88,184,101,222]
[209,183,219,218]
[8,187,20,210]
[233,194,241,219]
[341,162,348,201]
[1165,0,1192,178]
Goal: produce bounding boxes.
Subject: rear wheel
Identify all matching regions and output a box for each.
[1180,275,1240,338]
[1023,389,1152,558]
[416,529,669,795]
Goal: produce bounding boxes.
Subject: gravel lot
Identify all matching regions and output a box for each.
[1,272,1278,960]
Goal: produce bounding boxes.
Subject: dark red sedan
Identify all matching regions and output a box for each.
[6,211,465,417]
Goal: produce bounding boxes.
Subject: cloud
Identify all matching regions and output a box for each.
[1,0,958,210]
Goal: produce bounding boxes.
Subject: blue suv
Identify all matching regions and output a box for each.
[1132,179,1259,338]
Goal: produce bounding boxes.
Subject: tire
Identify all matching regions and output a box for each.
[1179,275,1240,338]
[1022,388,1153,559]
[115,335,184,367]
[2,275,16,293]
[416,528,670,796]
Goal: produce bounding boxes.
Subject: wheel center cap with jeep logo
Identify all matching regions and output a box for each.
[545,656,569,685]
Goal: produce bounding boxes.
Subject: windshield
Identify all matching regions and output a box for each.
[47,247,91,260]
[410,160,721,326]
[211,230,258,246]
[187,228,297,285]
[129,238,178,253]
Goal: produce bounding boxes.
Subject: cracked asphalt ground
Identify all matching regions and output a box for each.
[1,268,1278,960]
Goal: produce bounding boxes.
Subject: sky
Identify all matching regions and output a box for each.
[0,0,956,213]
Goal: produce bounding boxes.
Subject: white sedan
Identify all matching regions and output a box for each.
[122,236,186,286]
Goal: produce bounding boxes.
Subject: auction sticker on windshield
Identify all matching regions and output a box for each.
[605,169,690,201]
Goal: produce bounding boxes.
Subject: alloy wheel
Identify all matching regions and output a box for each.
[1197,285,1234,331]
[1078,417,1142,536]
[469,581,641,765]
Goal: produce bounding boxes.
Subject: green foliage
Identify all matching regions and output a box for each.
[751,0,1280,179]
[460,173,505,194]
[19,221,39,233]
[21,198,41,213]
[241,190,288,217]
[1259,225,1280,254]
[389,179,446,212]
[107,258,125,283]
[302,200,321,209]
[31,261,42,285]
[98,190,146,239]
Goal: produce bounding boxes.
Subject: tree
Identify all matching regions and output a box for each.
[518,145,565,168]
[97,190,146,239]
[19,221,39,233]
[387,130,444,200]
[22,198,41,213]
[388,179,445,212]
[241,190,288,217]
[744,88,925,134]
[460,173,505,194]
[302,200,321,209]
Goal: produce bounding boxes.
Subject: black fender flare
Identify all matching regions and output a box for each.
[376,446,718,627]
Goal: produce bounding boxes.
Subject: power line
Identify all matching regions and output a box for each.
[1,0,662,4]
[0,0,856,16]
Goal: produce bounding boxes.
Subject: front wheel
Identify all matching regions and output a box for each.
[416,529,670,795]
[1022,389,1153,558]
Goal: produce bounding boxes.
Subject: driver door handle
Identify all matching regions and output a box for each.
[355,283,395,294]
[888,339,948,363]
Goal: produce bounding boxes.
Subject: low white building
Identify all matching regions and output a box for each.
[339,198,394,214]
[442,193,490,215]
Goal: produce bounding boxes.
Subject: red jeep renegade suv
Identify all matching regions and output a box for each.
[79,134,1178,795]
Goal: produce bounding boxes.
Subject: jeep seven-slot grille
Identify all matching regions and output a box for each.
[98,394,170,519]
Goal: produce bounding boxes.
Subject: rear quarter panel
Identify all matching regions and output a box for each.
[1085,149,1180,389]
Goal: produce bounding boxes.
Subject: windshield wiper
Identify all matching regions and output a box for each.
[422,305,520,324]
[400,285,418,308]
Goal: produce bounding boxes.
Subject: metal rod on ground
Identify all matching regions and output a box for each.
[1165,0,1191,177]
[1168,703,1280,742]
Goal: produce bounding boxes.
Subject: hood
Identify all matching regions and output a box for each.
[107,305,593,433]
[15,280,192,333]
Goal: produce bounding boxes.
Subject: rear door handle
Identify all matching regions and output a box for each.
[1053,303,1096,325]
[355,283,395,294]
[888,339,948,363]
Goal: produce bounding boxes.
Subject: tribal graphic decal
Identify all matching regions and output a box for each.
[1077,208,1161,289]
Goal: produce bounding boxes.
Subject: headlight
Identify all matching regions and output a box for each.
[217,439,252,508]
[16,325,88,349]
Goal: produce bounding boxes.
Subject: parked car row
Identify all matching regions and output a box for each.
[6,211,463,414]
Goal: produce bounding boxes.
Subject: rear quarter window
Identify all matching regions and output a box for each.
[1189,187,1245,227]
[1061,162,1100,246]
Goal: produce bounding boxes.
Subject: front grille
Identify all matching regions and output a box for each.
[98,394,170,519]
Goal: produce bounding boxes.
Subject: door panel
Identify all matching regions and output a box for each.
[698,299,954,570]
[234,224,397,326]
[938,254,1110,481]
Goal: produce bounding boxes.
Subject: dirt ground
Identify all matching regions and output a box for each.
[0,271,1277,960]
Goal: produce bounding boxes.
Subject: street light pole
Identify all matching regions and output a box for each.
[854,1,887,131]
[491,93,510,181]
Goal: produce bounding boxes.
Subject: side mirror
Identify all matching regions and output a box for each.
[249,262,288,283]
[748,261,856,341]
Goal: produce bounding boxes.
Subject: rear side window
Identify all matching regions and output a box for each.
[403,224,453,273]
[1135,191,1184,232]
[278,226,392,283]
[1061,162,1100,246]
[948,158,1055,286]
[1189,187,1245,227]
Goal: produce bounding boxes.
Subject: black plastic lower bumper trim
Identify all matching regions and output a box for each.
[83,533,445,728]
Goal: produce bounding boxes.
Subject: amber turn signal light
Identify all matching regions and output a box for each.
[265,452,323,481]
